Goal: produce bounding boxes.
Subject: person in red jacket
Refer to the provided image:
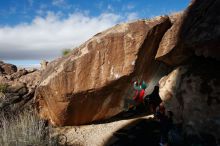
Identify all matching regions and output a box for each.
[124,80,147,111]
[133,80,147,109]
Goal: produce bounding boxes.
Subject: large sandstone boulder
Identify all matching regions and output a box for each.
[156,0,220,66]
[35,16,172,126]
[159,57,220,140]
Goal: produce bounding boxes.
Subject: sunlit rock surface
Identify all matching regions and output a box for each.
[35,16,171,126]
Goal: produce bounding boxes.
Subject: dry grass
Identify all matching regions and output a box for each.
[0,109,60,146]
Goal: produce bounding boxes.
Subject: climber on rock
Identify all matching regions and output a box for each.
[124,80,147,111]
[132,80,147,110]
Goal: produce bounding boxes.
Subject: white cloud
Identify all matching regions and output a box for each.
[0,12,124,60]
[127,12,139,21]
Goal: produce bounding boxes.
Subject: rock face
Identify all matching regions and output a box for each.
[158,66,186,102]
[0,61,41,111]
[157,0,220,141]
[159,57,220,140]
[156,0,220,66]
[35,16,172,126]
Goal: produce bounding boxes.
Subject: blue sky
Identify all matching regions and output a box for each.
[0,0,190,68]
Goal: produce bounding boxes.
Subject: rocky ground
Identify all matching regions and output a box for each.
[54,111,156,146]
[0,61,41,113]
[54,107,220,146]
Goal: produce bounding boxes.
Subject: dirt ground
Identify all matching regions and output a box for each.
[54,111,157,146]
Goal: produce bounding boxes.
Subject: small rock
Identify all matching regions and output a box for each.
[1,63,17,75]
[17,87,28,96]
[40,60,48,70]
[7,82,26,93]
[11,69,28,79]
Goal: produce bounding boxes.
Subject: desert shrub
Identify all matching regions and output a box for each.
[0,109,61,146]
[62,49,72,56]
[0,84,8,93]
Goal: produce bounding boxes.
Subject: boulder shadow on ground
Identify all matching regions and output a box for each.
[91,105,151,125]
[104,118,161,146]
